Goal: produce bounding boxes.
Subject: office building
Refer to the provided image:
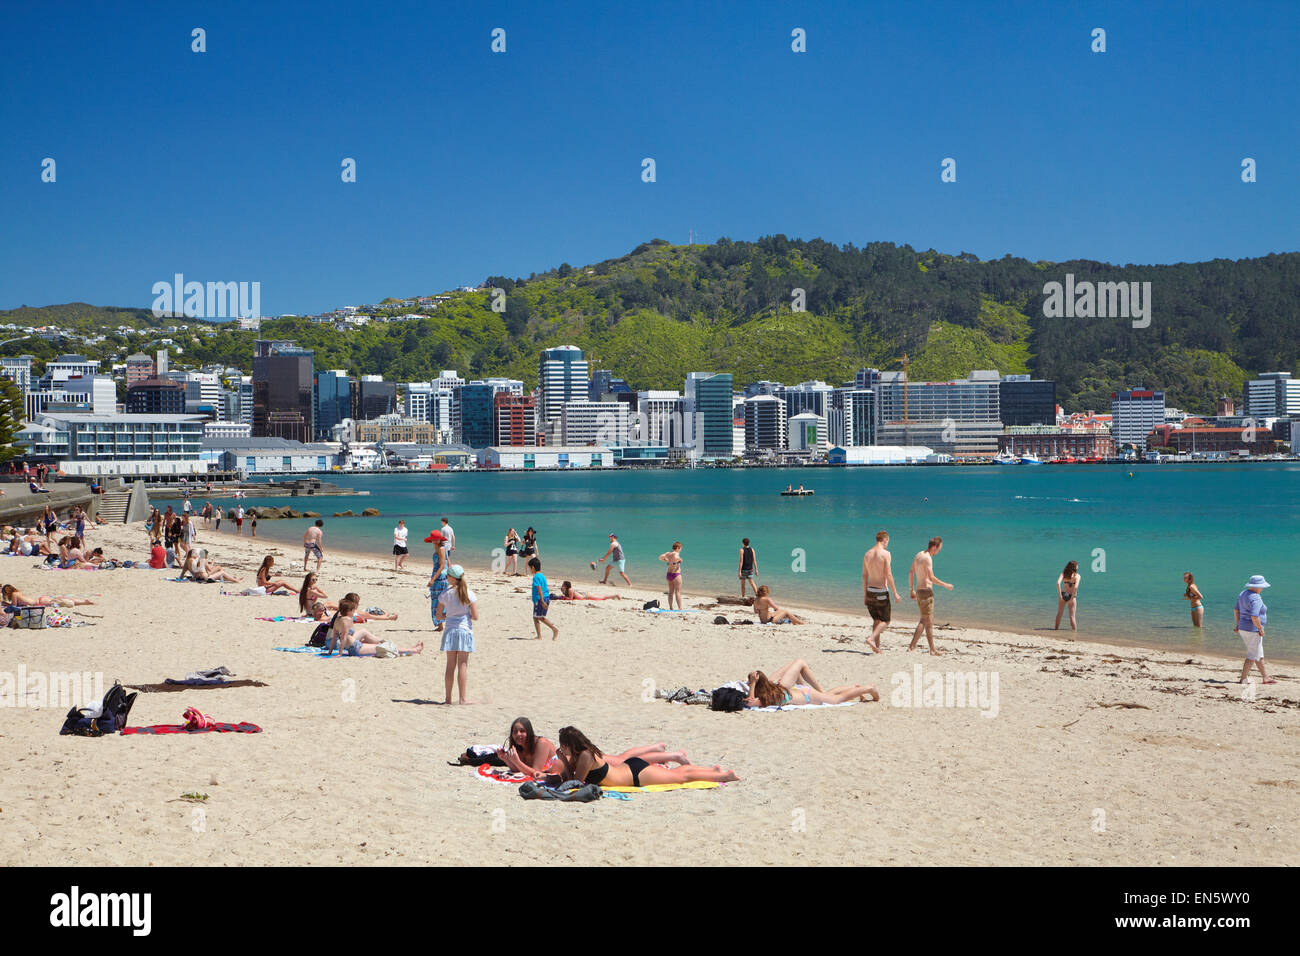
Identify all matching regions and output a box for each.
[684,372,735,459]
[493,392,537,446]
[589,370,632,401]
[126,378,186,415]
[17,412,206,476]
[788,412,828,452]
[314,370,352,440]
[635,390,684,446]
[784,381,834,419]
[999,375,1057,426]
[562,398,629,446]
[125,353,155,388]
[1243,372,1300,418]
[744,394,787,451]
[537,346,590,437]
[0,355,34,396]
[352,376,397,422]
[252,340,315,443]
[1111,388,1166,450]
[828,386,875,447]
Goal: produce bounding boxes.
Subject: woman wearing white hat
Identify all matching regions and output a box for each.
[1234,575,1276,685]
[438,564,478,704]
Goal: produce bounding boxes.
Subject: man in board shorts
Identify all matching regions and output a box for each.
[303,519,325,572]
[862,530,901,653]
[908,536,954,656]
[597,533,631,586]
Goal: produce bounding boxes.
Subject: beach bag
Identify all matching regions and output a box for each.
[307,618,333,648]
[12,606,47,629]
[454,745,506,767]
[59,681,137,736]
[642,599,660,610]
[710,687,747,712]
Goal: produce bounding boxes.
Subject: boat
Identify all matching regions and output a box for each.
[994,452,1018,465]
[1017,454,1044,465]
[780,488,815,496]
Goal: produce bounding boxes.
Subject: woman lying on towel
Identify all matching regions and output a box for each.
[323,596,423,658]
[551,726,739,787]
[256,556,299,595]
[1,583,94,608]
[745,668,879,708]
[556,581,626,601]
[497,717,692,780]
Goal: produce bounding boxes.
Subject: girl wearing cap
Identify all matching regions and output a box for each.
[426,529,449,631]
[438,564,477,704]
[1234,575,1276,685]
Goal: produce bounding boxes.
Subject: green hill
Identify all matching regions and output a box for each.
[4,237,1299,414]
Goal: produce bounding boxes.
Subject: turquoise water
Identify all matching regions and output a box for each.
[224,464,1300,658]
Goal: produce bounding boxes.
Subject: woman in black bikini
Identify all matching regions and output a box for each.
[1055,560,1080,632]
[553,726,739,787]
[521,527,538,563]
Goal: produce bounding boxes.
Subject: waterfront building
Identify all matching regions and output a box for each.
[477,445,613,470]
[18,412,206,476]
[784,380,834,419]
[253,340,314,443]
[315,370,352,440]
[561,398,629,446]
[875,369,1001,424]
[998,425,1116,459]
[743,394,787,451]
[1147,423,1276,455]
[1111,388,1166,450]
[877,421,1003,457]
[203,421,252,440]
[634,390,684,446]
[352,415,440,444]
[828,386,875,447]
[999,375,1057,426]
[828,445,941,465]
[787,411,828,452]
[209,436,339,474]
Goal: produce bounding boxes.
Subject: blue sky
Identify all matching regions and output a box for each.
[2,0,1296,316]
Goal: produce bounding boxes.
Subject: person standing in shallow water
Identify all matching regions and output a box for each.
[1055,560,1080,633]
[1183,571,1203,628]
[595,532,631,586]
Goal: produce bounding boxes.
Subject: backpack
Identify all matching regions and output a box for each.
[307,614,336,648]
[59,681,137,736]
[710,687,747,712]
[642,599,660,610]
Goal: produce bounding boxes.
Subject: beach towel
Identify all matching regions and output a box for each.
[477,764,533,785]
[255,615,314,623]
[746,701,857,712]
[123,722,262,735]
[603,781,720,793]
[272,646,380,658]
[643,608,700,614]
[221,587,270,596]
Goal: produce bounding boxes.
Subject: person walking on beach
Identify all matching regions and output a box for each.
[438,564,477,704]
[530,557,559,640]
[440,516,456,555]
[235,504,244,536]
[1055,560,1080,632]
[303,519,325,572]
[1234,574,1276,685]
[738,537,759,599]
[595,532,631,586]
[1183,571,1204,628]
[862,531,901,652]
[393,519,409,571]
[659,541,684,609]
[426,529,449,631]
[908,536,954,656]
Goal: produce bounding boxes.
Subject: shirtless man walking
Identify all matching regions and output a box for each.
[862,530,901,652]
[303,519,325,572]
[908,536,954,656]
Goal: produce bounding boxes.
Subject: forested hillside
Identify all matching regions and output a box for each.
[5,237,1298,414]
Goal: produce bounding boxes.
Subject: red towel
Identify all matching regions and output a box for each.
[123,722,262,735]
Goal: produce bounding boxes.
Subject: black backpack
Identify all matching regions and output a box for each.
[710,687,747,712]
[307,613,336,648]
[59,681,137,736]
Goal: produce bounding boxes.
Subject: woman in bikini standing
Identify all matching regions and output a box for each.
[1055,560,1081,632]
[658,541,683,609]
[1183,571,1204,628]
[553,727,739,788]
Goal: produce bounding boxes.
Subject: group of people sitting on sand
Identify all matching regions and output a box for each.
[494,718,739,785]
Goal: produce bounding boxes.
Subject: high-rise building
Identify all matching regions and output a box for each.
[0,355,34,397]
[493,392,537,446]
[784,381,834,419]
[561,398,629,446]
[589,369,632,401]
[125,353,155,388]
[166,370,221,416]
[314,370,352,439]
[999,375,1057,426]
[537,346,590,438]
[1243,372,1300,418]
[635,390,684,446]
[459,382,498,448]
[252,340,314,443]
[829,386,875,447]
[876,370,1001,424]
[788,412,828,452]
[1111,388,1166,450]
[352,376,397,421]
[684,372,735,459]
[744,395,787,451]
[126,378,186,415]
[405,383,432,423]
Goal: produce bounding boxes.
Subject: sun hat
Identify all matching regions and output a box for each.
[424,530,444,543]
[447,564,464,580]
[1245,574,1271,589]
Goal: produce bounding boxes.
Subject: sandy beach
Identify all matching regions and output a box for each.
[2,519,1296,867]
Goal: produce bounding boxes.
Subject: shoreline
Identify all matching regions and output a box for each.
[231,518,1290,666]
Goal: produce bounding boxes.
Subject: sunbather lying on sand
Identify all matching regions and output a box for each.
[496,716,692,779]
[551,726,739,786]
[745,669,878,707]
[556,581,626,600]
[1,584,94,608]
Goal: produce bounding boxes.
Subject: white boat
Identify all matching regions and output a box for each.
[994,452,1018,465]
[1017,454,1044,465]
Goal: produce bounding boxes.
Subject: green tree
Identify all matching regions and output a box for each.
[0,379,27,461]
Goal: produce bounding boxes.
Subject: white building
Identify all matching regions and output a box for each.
[828,445,942,465]
[477,445,613,470]
[788,412,828,452]
[744,394,787,451]
[204,421,253,439]
[1111,388,1166,450]
[537,346,590,432]
[561,399,629,446]
[635,390,685,446]
[19,412,207,476]
[207,437,341,474]
[1244,372,1300,418]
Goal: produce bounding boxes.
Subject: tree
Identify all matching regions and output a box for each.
[0,379,27,461]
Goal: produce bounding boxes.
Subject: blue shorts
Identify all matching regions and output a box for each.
[613,559,625,573]
[533,600,549,618]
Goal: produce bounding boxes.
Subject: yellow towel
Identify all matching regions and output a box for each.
[602,781,721,793]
